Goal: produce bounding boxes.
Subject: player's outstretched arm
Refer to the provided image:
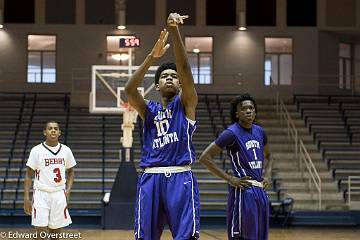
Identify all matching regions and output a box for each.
[199,142,252,189]
[167,13,198,121]
[65,168,75,200]
[24,167,34,215]
[125,30,170,120]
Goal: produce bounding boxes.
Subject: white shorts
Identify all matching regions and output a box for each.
[32,189,72,229]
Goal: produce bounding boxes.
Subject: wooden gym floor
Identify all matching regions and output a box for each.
[0,227,359,240]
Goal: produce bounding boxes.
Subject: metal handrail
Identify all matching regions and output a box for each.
[348,176,360,209]
[275,92,322,210]
[277,94,298,158]
[299,139,322,210]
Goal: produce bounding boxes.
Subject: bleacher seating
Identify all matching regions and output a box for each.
[0,93,283,220]
[294,95,360,202]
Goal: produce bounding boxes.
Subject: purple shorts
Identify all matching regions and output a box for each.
[227,185,269,240]
[134,171,200,240]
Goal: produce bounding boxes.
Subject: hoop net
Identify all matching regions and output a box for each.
[120,102,138,148]
[121,102,138,124]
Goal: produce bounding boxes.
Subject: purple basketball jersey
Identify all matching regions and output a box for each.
[134,95,200,240]
[140,96,197,168]
[216,123,269,240]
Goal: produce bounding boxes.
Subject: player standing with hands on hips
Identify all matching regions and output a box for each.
[125,13,200,240]
[199,94,271,240]
[24,121,76,239]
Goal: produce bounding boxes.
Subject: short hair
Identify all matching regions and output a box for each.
[154,62,177,85]
[230,94,257,123]
[44,121,60,130]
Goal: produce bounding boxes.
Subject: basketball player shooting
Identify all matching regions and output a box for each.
[24,121,76,239]
[125,13,200,240]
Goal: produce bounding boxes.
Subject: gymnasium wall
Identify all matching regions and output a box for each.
[0,0,359,107]
[0,26,321,98]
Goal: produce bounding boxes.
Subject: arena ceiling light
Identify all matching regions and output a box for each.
[237,11,247,31]
[0,9,4,29]
[117,10,126,30]
[111,53,129,61]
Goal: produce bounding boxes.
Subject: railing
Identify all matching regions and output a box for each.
[7,94,26,170]
[276,93,298,158]
[3,94,25,192]
[15,94,37,208]
[348,176,360,210]
[299,139,322,210]
[275,92,322,210]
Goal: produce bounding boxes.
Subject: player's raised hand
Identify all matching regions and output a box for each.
[227,175,252,189]
[150,29,170,58]
[24,199,32,215]
[167,13,189,27]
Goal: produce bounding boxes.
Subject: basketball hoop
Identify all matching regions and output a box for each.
[120,102,138,148]
[90,65,157,148]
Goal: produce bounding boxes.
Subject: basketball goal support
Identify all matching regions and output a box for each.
[102,104,140,229]
[90,65,157,229]
[102,148,137,229]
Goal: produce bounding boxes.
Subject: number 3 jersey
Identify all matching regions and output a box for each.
[26,143,77,192]
[141,95,197,168]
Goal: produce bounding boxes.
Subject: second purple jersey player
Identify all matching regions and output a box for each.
[199,94,271,240]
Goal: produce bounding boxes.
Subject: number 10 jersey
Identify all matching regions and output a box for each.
[141,96,197,168]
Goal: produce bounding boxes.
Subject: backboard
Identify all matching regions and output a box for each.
[89,65,158,114]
